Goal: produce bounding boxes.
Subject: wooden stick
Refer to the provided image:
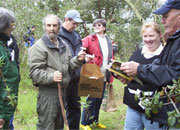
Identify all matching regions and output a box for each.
[165,87,180,114]
[57,83,69,130]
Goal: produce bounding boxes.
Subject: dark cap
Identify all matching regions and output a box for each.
[64,10,83,23]
[153,0,180,15]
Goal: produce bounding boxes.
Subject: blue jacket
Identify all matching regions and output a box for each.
[58,26,82,82]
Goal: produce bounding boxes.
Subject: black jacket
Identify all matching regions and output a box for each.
[137,29,180,126]
[7,34,19,71]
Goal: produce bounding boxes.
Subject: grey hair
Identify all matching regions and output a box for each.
[0,7,16,33]
[42,14,61,30]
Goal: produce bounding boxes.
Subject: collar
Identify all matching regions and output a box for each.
[141,43,164,59]
[42,34,66,54]
[168,28,180,40]
[96,33,106,38]
[0,33,10,42]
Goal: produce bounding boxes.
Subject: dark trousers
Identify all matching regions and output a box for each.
[9,115,14,130]
[81,82,106,125]
[65,81,81,130]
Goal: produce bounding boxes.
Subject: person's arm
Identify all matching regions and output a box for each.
[82,35,99,64]
[68,49,86,73]
[82,36,89,50]
[118,50,138,84]
[121,48,180,87]
[137,57,180,86]
[28,44,54,85]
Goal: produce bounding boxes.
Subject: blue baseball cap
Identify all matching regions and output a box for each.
[64,10,83,23]
[153,0,180,15]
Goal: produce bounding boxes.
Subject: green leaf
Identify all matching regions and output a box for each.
[168,116,176,127]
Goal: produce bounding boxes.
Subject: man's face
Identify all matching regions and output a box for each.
[162,9,180,35]
[64,18,79,32]
[45,17,60,40]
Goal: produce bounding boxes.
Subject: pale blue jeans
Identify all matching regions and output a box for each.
[124,106,167,130]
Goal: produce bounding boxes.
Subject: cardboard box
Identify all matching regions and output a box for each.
[78,63,104,98]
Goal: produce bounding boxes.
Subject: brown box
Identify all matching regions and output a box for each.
[78,63,104,98]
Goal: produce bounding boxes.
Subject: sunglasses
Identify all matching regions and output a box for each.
[93,23,102,27]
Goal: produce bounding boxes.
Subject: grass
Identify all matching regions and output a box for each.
[91,79,127,130]
[14,63,127,130]
[14,64,38,130]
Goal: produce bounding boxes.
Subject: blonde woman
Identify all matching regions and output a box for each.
[122,22,165,130]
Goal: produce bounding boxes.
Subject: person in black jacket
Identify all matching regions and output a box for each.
[7,34,20,130]
[119,0,180,127]
[123,22,164,130]
[58,9,83,130]
[8,34,20,71]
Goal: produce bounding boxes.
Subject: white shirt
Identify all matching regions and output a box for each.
[141,43,164,59]
[97,34,109,81]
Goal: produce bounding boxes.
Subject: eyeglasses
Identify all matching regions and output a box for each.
[93,23,102,27]
[70,20,79,26]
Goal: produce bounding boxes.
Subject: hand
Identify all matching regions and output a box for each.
[53,71,62,82]
[78,50,86,61]
[107,59,114,69]
[118,76,130,84]
[85,54,94,62]
[0,119,5,129]
[120,61,139,77]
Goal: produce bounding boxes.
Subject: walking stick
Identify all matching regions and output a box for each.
[57,83,70,130]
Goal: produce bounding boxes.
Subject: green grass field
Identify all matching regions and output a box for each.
[14,64,127,130]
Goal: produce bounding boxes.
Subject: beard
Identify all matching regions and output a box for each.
[46,32,58,41]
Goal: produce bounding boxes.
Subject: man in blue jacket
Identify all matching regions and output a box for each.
[119,0,180,127]
[58,10,83,130]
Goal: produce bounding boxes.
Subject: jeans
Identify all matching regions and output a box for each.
[124,106,166,130]
[81,82,106,125]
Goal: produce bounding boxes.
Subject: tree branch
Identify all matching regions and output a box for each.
[123,0,144,23]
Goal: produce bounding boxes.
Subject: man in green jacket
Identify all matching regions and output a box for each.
[0,8,20,129]
[28,14,86,130]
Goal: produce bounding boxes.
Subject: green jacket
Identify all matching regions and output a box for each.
[0,41,19,120]
[28,35,84,88]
